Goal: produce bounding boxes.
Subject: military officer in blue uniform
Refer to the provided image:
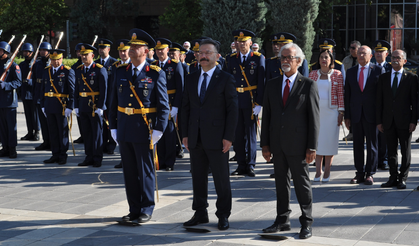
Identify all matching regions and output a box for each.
[40,49,75,164]
[19,43,40,141]
[169,42,189,75]
[188,39,202,74]
[310,38,345,78]
[94,38,117,155]
[75,44,108,167]
[33,42,52,151]
[266,32,309,80]
[72,43,85,144]
[151,38,184,171]
[109,28,169,224]
[0,41,22,158]
[225,29,265,177]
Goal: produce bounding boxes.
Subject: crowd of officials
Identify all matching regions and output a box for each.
[0,27,418,240]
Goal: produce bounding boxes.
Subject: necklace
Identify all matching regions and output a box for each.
[320,69,331,75]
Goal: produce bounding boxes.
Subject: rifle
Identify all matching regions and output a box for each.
[8,35,15,45]
[0,35,27,81]
[26,35,45,80]
[0,30,3,36]
[55,32,64,49]
[91,35,98,46]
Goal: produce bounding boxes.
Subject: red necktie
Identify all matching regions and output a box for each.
[359,66,365,92]
[283,79,290,106]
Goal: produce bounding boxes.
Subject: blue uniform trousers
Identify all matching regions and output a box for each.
[233,108,257,171]
[22,99,40,134]
[102,109,116,152]
[157,119,176,169]
[0,108,17,147]
[47,112,68,159]
[36,104,50,144]
[120,141,155,216]
[80,112,103,162]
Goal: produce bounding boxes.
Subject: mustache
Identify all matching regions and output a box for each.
[282,63,290,67]
[393,61,399,65]
[200,58,209,62]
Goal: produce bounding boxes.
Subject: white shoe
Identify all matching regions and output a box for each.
[322,176,330,182]
[313,176,321,182]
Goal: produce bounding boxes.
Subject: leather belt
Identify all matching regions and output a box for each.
[236,85,257,93]
[44,92,69,98]
[118,106,157,115]
[79,92,100,97]
[167,89,176,95]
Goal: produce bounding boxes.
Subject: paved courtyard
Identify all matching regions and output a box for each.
[0,102,418,246]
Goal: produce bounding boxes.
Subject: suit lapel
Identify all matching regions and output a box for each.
[285,73,302,108]
[278,75,284,109]
[193,68,201,102]
[395,71,407,98]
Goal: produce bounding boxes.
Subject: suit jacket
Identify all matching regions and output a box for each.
[344,63,384,124]
[266,57,309,80]
[260,72,320,156]
[182,67,238,150]
[376,70,418,130]
[152,59,184,108]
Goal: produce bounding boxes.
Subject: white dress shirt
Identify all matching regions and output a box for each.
[132,61,146,77]
[391,68,403,88]
[240,50,251,63]
[357,62,370,90]
[198,66,216,96]
[282,71,298,96]
[100,55,110,65]
[159,57,169,68]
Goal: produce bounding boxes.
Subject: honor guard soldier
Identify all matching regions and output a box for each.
[95,38,117,155]
[310,38,345,78]
[33,42,52,151]
[225,29,265,177]
[41,49,75,164]
[75,44,108,167]
[152,38,184,170]
[266,32,309,80]
[0,41,22,158]
[109,28,169,224]
[373,40,392,73]
[72,43,85,144]
[110,39,131,169]
[19,43,40,141]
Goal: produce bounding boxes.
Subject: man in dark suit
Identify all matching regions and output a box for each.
[344,45,384,185]
[377,49,418,189]
[182,38,238,231]
[261,43,319,239]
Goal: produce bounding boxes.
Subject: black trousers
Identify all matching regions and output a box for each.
[273,148,313,227]
[46,112,68,159]
[0,108,17,147]
[384,120,412,182]
[102,110,116,152]
[190,133,232,219]
[36,104,50,144]
[157,119,176,169]
[22,99,40,134]
[80,112,103,162]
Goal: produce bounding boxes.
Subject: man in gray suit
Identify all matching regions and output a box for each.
[261,43,319,239]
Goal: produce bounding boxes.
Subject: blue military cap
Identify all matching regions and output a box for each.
[21,43,34,52]
[271,32,296,44]
[318,38,336,49]
[128,28,156,48]
[80,43,97,55]
[39,42,52,50]
[170,42,186,53]
[191,39,202,52]
[373,40,391,52]
[155,38,172,50]
[235,29,255,42]
[97,38,113,48]
[49,49,65,59]
[74,43,83,51]
[116,39,130,51]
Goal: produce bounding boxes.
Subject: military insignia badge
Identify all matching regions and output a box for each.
[141,77,153,83]
[58,72,65,78]
[143,89,149,97]
[90,79,94,85]
[58,80,63,87]
[233,68,236,74]
[90,72,96,77]
[119,85,123,93]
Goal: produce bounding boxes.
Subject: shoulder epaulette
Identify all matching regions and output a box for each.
[190,61,197,65]
[171,59,179,63]
[270,56,279,60]
[117,63,129,68]
[186,63,190,66]
[95,63,104,68]
[388,62,392,64]
[45,65,51,69]
[150,65,161,72]
[253,52,261,56]
[77,64,83,69]
[230,53,237,57]
[112,60,120,66]
[335,60,342,65]
[64,65,71,70]
[151,60,157,65]
[216,62,219,65]
[309,62,317,67]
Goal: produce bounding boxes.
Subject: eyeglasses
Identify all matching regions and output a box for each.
[280,55,298,61]
[391,56,403,60]
[197,51,217,56]
[349,46,357,50]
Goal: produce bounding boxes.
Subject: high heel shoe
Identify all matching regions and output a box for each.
[322,175,330,182]
[313,176,321,182]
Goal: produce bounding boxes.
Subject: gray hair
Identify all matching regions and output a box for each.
[394,49,407,60]
[350,40,361,48]
[279,43,305,67]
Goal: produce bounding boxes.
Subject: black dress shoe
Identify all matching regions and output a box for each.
[58,158,67,165]
[138,213,152,223]
[378,163,389,170]
[20,134,33,140]
[0,148,10,157]
[397,181,407,189]
[176,151,184,158]
[270,173,275,178]
[166,167,173,171]
[121,213,139,221]
[106,150,114,155]
[73,137,84,144]
[381,179,398,188]
[30,131,40,141]
[247,169,255,177]
[183,214,209,226]
[218,217,229,230]
[231,169,246,175]
[35,142,50,151]
[299,226,312,239]
[93,161,102,167]
[114,162,122,168]
[44,157,59,163]
[262,223,291,233]
[9,148,17,159]
[350,175,365,184]
[78,160,94,166]
[229,155,237,161]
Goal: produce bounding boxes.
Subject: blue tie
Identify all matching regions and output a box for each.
[200,73,208,103]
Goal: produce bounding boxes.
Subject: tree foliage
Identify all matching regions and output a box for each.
[200,0,267,55]
[265,0,320,61]
[0,0,68,42]
[159,0,203,44]
[70,0,142,43]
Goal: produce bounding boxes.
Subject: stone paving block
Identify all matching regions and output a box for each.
[394,230,419,245]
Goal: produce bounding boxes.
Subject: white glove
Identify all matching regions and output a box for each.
[253,105,262,115]
[41,107,46,117]
[74,108,79,117]
[0,81,5,89]
[170,107,178,118]
[151,130,163,145]
[95,108,103,117]
[111,129,118,144]
[65,108,72,117]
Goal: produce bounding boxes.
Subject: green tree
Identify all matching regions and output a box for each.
[0,0,68,42]
[265,0,320,61]
[70,0,142,43]
[200,0,267,55]
[159,0,203,44]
